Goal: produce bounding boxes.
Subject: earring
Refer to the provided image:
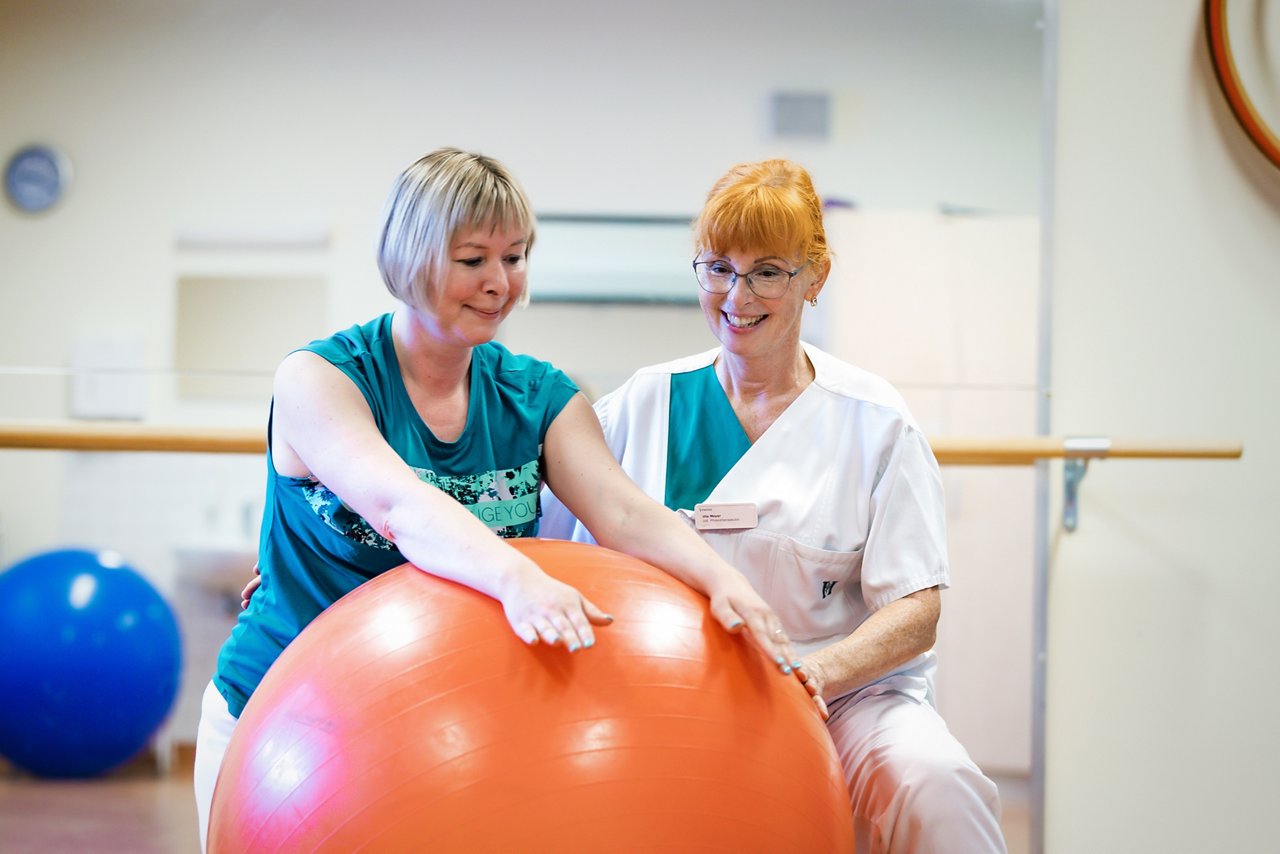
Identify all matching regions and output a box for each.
[808,296,818,307]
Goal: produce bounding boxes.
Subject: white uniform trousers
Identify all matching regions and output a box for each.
[829,689,1007,854]
[193,681,238,854]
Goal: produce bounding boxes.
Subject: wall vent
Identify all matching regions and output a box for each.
[770,91,831,139]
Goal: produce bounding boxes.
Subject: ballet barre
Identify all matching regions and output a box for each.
[929,435,1242,466]
[0,422,265,454]
[0,421,1242,531]
[0,421,1243,461]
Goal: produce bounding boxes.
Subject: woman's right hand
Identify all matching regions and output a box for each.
[498,562,614,652]
[704,569,800,676]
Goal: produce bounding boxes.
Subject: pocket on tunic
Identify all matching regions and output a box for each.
[709,528,865,646]
[771,535,865,643]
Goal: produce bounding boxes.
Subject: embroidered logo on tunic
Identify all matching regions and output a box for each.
[301,458,543,548]
[821,580,838,599]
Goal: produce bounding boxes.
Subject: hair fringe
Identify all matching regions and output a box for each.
[693,160,829,268]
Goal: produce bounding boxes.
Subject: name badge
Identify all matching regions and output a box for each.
[694,502,759,531]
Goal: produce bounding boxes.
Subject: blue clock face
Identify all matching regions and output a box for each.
[5,145,69,213]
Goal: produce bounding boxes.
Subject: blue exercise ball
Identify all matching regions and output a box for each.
[0,548,182,778]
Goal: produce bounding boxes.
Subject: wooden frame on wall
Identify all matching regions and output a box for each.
[1205,0,1280,169]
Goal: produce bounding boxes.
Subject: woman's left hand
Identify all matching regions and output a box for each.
[241,563,261,610]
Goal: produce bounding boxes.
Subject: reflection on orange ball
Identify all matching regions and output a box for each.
[209,539,852,852]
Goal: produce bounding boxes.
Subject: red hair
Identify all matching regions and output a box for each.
[693,159,829,268]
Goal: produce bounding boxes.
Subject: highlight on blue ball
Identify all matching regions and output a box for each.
[0,548,182,778]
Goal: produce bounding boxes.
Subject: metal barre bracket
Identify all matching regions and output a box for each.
[1062,436,1112,532]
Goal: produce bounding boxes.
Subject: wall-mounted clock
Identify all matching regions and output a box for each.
[1206,0,1280,170]
[4,144,72,213]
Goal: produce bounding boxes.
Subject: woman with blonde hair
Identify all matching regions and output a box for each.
[543,158,1007,853]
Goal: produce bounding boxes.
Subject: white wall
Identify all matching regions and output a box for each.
[1048,2,1280,851]
[0,0,1044,370]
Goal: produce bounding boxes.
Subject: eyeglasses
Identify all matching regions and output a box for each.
[692,258,805,299]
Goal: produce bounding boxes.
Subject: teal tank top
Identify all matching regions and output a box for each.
[213,314,578,716]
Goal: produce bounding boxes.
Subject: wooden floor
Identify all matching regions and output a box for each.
[0,762,201,854]
[0,756,1031,853]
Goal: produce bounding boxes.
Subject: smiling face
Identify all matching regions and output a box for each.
[413,223,529,347]
[689,160,832,366]
[696,246,825,363]
[377,148,537,336]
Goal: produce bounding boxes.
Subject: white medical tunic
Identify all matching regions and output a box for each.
[542,344,1008,852]
[540,342,950,705]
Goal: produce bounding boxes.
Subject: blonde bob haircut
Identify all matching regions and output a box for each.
[377,147,536,311]
[693,159,830,271]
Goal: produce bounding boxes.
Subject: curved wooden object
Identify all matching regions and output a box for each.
[1205,0,1280,169]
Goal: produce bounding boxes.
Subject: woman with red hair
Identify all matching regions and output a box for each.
[543,158,1006,853]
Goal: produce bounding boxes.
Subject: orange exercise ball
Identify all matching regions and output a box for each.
[208,539,852,852]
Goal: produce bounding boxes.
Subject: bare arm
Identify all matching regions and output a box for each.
[542,393,797,673]
[271,351,611,650]
[795,586,941,717]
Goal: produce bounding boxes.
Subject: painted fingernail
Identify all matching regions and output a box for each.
[567,642,580,652]
[791,660,804,670]
[729,619,744,629]
[584,638,594,648]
